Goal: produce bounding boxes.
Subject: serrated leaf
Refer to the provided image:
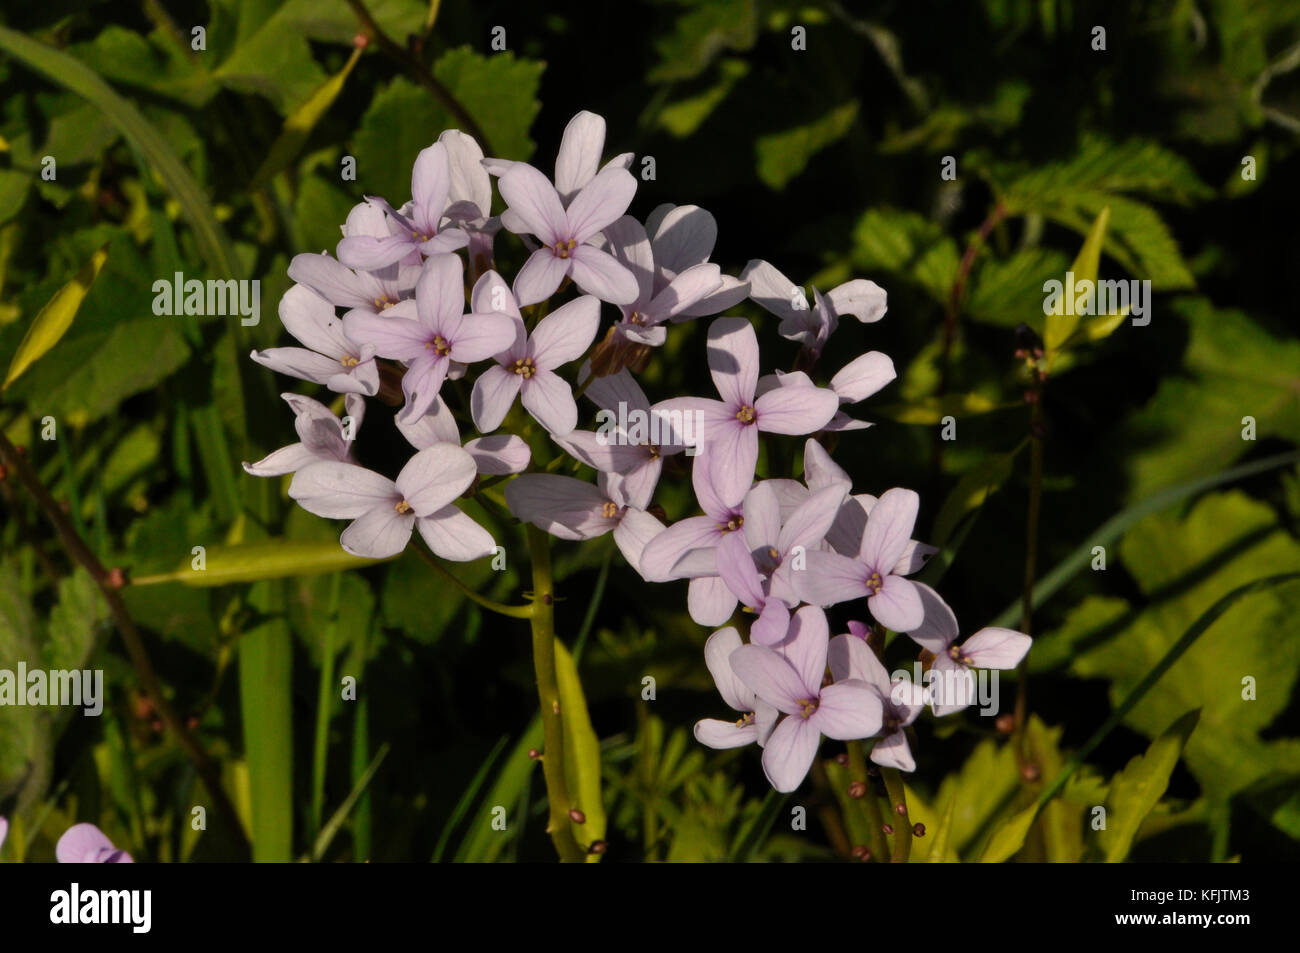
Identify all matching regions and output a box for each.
[1098,709,1200,862]
[979,803,1038,862]
[755,102,858,190]
[1072,492,1300,798]
[3,245,108,389]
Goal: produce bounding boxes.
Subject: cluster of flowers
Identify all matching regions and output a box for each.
[0,818,132,862]
[247,111,1031,793]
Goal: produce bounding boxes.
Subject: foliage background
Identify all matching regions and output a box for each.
[0,0,1298,862]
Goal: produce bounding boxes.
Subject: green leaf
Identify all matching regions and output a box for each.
[554,639,606,859]
[134,539,397,587]
[649,0,759,83]
[211,0,328,115]
[931,443,1024,548]
[1098,709,1200,862]
[927,793,959,862]
[874,392,1007,425]
[978,802,1038,862]
[1120,299,1300,500]
[3,245,108,389]
[1070,492,1300,798]
[1044,206,1108,356]
[0,26,240,278]
[430,48,545,160]
[453,717,544,862]
[250,46,362,188]
[755,102,858,190]
[1025,716,1085,862]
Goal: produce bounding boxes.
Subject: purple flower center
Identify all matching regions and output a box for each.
[552,238,578,259]
[864,571,883,595]
[427,334,452,356]
[796,697,819,719]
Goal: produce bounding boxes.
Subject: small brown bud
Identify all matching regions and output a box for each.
[105,567,127,590]
[995,713,1016,734]
[895,802,908,817]
[1021,762,1041,782]
[848,780,867,799]
[834,752,848,766]
[353,32,369,49]
[569,808,586,824]
[913,823,926,837]
[527,748,541,760]
[850,845,870,861]
[587,840,607,855]
[881,823,894,836]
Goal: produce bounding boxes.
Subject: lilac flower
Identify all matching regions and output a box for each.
[252,284,379,397]
[468,271,601,436]
[397,399,531,476]
[243,393,355,477]
[438,129,501,274]
[828,624,926,771]
[742,260,887,356]
[730,606,883,792]
[485,110,634,208]
[343,254,517,425]
[596,215,724,353]
[557,367,691,506]
[497,162,639,305]
[504,472,664,579]
[336,141,468,270]
[638,450,746,627]
[643,203,751,316]
[904,583,1031,716]
[694,627,778,750]
[731,479,848,606]
[286,250,418,318]
[658,317,839,506]
[289,444,494,561]
[56,824,132,863]
[792,487,926,632]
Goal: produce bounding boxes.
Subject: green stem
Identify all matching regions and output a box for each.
[849,743,890,861]
[881,767,912,863]
[525,525,586,863]
[413,542,534,619]
[310,573,343,838]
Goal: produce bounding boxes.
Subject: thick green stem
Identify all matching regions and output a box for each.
[525,526,586,863]
[881,767,912,863]
[849,743,890,861]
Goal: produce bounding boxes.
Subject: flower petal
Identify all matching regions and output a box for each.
[860,487,919,574]
[417,506,497,561]
[512,248,571,306]
[522,368,579,435]
[340,505,415,559]
[395,443,478,515]
[566,166,637,242]
[568,245,639,304]
[706,317,758,407]
[498,162,566,243]
[754,384,839,435]
[464,434,531,475]
[868,574,924,632]
[470,364,524,433]
[530,295,601,368]
[688,575,738,627]
[730,645,805,714]
[791,550,869,607]
[554,110,607,202]
[903,582,960,654]
[814,680,883,740]
[289,462,398,518]
[760,715,821,792]
[960,627,1032,669]
[694,718,759,749]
